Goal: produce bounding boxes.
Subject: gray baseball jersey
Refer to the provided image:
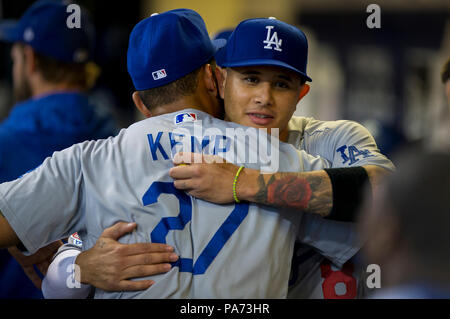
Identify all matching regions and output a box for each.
[0,109,329,299]
[286,116,395,299]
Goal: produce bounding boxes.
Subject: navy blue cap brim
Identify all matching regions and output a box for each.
[0,20,20,43]
[222,58,312,82]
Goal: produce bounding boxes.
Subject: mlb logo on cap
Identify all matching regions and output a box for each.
[175,112,197,124]
[152,69,167,80]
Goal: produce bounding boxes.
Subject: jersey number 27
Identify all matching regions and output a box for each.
[142,181,249,275]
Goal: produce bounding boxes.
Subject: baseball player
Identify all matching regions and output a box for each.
[362,149,450,298]
[0,0,119,299]
[170,18,395,298]
[0,9,338,298]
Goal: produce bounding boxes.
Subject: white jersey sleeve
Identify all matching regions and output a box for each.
[288,116,395,171]
[0,143,88,253]
[287,116,395,266]
[285,117,395,299]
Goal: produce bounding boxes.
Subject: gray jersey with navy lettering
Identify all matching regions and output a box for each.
[286,116,394,299]
[0,109,328,299]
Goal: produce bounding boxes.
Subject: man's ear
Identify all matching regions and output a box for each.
[132,91,152,118]
[23,45,37,76]
[203,64,217,95]
[215,66,226,99]
[298,83,310,101]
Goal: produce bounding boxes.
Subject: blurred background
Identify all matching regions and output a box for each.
[0,0,449,156]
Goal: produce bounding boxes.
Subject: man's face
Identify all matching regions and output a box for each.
[221,65,303,141]
[11,43,32,103]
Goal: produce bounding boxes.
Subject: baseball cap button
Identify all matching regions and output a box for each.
[23,28,34,42]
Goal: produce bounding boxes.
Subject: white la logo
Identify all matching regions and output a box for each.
[263,26,282,52]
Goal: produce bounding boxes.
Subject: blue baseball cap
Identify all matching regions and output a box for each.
[217,17,312,82]
[0,0,93,63]
[127,9,226,91]
[213,28,233,65]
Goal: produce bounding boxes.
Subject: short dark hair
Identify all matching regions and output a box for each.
[18,43,90,88]
[441,57,450,84]
[138,66,202,111]
[33,51,89,88]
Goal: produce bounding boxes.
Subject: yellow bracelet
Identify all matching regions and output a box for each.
[233,166,244,203]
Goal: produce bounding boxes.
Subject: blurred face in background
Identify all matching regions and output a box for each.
[220,65,307,142]
[358,180,397,267]
[11,43,32,103]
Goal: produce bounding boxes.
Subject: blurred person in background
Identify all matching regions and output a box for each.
[0,0,118,298]
[358,148,450,298]
[429,57,450,150]
[443,58,450,108]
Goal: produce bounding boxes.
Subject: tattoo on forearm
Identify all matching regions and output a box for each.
[254,174,271,204]
[252,172,332,217]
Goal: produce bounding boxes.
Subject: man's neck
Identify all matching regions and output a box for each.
[279,129,289,142]
[151,96,209,117]
[32,83,82,99]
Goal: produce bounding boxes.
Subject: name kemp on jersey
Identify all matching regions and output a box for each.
[146,120,282,171]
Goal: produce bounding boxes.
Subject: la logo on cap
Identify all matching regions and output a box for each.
[263,26,282,52]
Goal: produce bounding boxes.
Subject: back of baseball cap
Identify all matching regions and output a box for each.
[212,28,233,41]
[213,28,233,65]
[217,17,312,82]
[127,9,226,91]
[0,0,93,63]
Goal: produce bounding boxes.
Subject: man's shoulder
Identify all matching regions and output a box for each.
[289,116,364,134]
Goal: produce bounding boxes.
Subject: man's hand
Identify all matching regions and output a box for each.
[75,221,178,292]
[170,152,255,204]
[8,241,63,289]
